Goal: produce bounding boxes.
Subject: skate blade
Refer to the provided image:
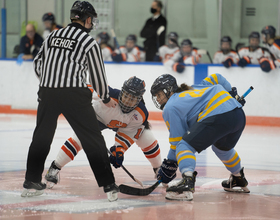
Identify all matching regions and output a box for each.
[21,189,44,197]
[224,186,250,193]
[165,191,193,201]
[107,191,118,202]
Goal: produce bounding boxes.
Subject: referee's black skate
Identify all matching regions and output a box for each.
[21,180,46,197]
[165,171,197,201]
[222,167,250,193]
[103,183,119,202]
[45,160,61,189]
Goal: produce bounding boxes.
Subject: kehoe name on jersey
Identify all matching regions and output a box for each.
[50,37,77,51]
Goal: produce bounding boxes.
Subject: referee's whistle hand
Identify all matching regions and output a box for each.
[104,98,117,108]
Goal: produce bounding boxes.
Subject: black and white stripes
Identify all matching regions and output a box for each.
[33,22,110,102]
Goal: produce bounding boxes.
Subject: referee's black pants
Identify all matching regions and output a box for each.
[25,87,115,187]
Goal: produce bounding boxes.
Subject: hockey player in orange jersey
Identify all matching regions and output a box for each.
[45,76,162,188]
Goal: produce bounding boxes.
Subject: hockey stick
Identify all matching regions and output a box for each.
[197,49,213,63]
[238,86,254,102]
[119,179,162,196]
[107,148,144,187]
[110,29,120,51]
[235,43,245,59]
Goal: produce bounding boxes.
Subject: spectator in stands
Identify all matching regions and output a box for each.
[140,0,167,61]
[96,32,114,62]
[259,25,280,72]
[237,32,272,68]
[19,24,44,60]
[42,12,63,39]
[213,36,239,68]
[112,34,145,62]
[163,39,201,73]
[155,31,180,62]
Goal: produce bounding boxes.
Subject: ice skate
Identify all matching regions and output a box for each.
[21,180,46,197]
[165,171,197,201]
[222,167,250,193]
[104,183,120,202]
[45,160,60,189]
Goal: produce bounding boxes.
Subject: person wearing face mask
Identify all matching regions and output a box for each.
[163,39,201,73]
[237,32,272,68]
[21,1,119,202]
[213,36,239,68]
[112,34,145,62]
[140,0,167,61]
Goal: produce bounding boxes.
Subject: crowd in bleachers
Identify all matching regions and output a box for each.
[17,1,280,74]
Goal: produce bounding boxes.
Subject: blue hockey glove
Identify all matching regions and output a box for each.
[237,56,251,67]
[157,159,178,183]
[173,62,185,73]
[223,57,233,68]
[109,146,125,168]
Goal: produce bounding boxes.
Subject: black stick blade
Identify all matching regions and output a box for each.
[119,180,161,196]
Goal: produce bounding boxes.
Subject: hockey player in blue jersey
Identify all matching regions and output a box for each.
[151,73,250,201]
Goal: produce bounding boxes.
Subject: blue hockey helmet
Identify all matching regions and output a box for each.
[261,25,276,39]
[97,32,110,44]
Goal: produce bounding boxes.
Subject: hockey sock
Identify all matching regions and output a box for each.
[212,145,241,174]
[141,140,162,168]
[55,137,82,168]
[176,140,196,174]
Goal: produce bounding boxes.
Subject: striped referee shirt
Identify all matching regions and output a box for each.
[33,22,110,103]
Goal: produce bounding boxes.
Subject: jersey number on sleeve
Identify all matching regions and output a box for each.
[179,87,208,98]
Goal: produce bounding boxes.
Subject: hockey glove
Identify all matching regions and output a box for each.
[111,53,124,62]
[259,57,276,73]
[157,159,178,184]
[237,56,251,67]
[173,62,185,73]
[229,87,246,106]
[109,146,125,168]
[223,57,233,68]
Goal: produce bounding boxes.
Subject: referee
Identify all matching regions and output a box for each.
[22,1,119,201]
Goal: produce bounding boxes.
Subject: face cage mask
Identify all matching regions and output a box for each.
[181,48,192,57]
[221,48,231,55]
[151,88,170,110]
[118,90,142,113]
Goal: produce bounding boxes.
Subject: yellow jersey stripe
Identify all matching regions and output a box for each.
[177,155,196,164]
[222,152,238,163]
[212,74,218,84]
[204,77,214,85]
[197,91,228,119]
[176,150,193,159]
[170,145,176,150]
[224,158,241,168]
[198,95,231,122]
[169,137,182,142]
